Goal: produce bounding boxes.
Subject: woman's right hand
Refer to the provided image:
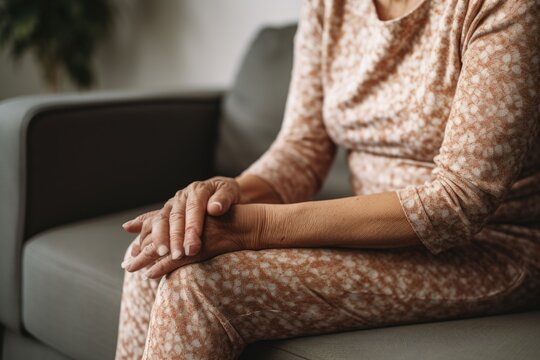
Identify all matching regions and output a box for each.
[121,176,241,263]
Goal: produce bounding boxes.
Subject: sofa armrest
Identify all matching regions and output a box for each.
[0,89,222,331]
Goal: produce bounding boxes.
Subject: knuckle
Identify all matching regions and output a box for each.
[169,210,186,222]
[143,243,156,256]
[185,225,199,236]
[216,179,239,195]
[170,233,184,243]
[190,181,211,195]
[212,176,229,183]
[175,190,184,200]
[187,181,200,192]
[143,218,153,229]
[155,212,168,225]
[192,181,203,188]
[134,215,147,225]
[141,225,149,235]
[185,202,200,213]
[158,211,169,221]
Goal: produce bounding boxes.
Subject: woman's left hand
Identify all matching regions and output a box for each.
[124,204,265,279]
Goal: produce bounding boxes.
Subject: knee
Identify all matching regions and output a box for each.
[156,263,210,301]
[148,265,210,328]
[155,253,242,308]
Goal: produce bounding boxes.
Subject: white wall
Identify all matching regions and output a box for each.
[0,0,301,100]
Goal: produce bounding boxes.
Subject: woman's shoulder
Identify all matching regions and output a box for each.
[461,0,538,32]
[458,0,539,54]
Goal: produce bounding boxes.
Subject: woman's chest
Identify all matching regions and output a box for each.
[320,0,465,159]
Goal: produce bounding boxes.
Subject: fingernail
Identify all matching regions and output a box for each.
[122,220,131,228]
[157,245,169,257]
[121,258,132,269]
[172,250,182,259]
[185,243,196,256]
[144,269,153,279]
[210,201,222,212]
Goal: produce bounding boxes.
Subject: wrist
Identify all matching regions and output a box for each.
[240,203,273,251]
[225,203,264,251]
[242,202,300,251]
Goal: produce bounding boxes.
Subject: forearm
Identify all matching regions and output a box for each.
[249,191,422,250]
[235,173,283,204]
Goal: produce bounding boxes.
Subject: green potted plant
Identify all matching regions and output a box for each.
[0,0,115,91]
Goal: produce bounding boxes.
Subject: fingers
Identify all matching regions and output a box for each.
[122,210,160,233]
[124,239,160,273]
[130,218,152,257]
[138,232,153,252]
[130,234,143,257]
[130,236,142,257]
[144,257,181,279]
[122,177,240,268]
[137,216,154,251]
[184,184,211,256]
[152,213,170,257]
[206,181,239,216]
[169,194,187,260]
[145,255,198,279]
[135,202,172,256]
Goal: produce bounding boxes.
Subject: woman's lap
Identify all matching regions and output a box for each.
[156,240,532,340]
[117,236,538,359]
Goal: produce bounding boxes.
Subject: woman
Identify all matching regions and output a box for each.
[116,0,540,358]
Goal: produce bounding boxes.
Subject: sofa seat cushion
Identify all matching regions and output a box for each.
[240,310,540,360]
[22,207,540,360]
[22,205,158,360]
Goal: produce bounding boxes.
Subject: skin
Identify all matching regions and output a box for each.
[122,174,421,279]
[120,0,425,278]
[374,0,425,21]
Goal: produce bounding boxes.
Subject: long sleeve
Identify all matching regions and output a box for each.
[241,0,336,203]
[396,0,540,255]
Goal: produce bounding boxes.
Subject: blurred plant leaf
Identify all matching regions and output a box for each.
[0,0,116,90]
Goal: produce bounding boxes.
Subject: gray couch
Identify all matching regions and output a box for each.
[0,24,538,360]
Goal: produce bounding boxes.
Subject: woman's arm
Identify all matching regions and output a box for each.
[393,0,540,255]
[134,192,421,279]
[240,0,336,204]
[251,0,540,254]
[122,0,328,263]
[244,192,421,251]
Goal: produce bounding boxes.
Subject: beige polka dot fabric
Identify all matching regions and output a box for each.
[244,0,540,255]
[116,234,539,359]
[116,0,540,358]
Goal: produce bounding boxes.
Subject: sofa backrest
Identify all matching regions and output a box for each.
[215,24,352,200]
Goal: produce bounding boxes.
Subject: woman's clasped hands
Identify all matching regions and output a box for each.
[120,176,262,279]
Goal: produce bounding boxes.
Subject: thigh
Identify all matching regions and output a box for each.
[164,240,532,343]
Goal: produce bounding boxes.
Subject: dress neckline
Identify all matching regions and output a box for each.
[368,0,431,25]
